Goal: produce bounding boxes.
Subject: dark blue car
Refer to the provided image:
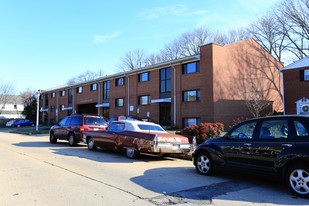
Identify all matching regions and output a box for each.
[11,119,35,127]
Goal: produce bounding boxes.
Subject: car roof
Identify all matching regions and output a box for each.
[110,120,166,132]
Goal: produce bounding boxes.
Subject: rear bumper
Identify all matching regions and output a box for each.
[154,142,194,154]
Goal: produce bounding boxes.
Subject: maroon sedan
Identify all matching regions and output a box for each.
[83,120,196,158]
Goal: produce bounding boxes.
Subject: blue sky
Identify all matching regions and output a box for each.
[0,0,282,93]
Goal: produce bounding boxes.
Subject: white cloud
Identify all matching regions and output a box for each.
[93,32,120,44]
[139,4,207,20]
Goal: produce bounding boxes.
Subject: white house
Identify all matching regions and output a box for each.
[0,95,25,119]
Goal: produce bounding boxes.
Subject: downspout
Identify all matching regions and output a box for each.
[36,90,41,132]
[56,91,59,122]
[170,63,176,128]
[98,82,100,116]
[281,70,285,115]
[127,76,130,116]
[72,87,75,114]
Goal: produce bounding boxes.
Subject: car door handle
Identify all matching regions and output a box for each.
[244,143,251,146]
[282,144,292,147]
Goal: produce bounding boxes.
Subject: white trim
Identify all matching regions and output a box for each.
[63,107,72,111]
[151,98,172,103]
[96,103,110,107]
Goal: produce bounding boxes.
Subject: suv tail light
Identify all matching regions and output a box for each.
[80,126,85,132]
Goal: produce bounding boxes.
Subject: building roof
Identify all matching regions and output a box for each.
[39,54,200,94]
[0,95,24,104]
[280,56,309,72]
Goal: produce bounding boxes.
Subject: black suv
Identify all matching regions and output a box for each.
[49,115,108,146]
[193,115,309,198]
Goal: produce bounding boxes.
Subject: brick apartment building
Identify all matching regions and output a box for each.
[281,56,309,115]
[39,38,283,129]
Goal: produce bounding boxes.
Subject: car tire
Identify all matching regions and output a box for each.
[49,132,57,144]
[286,164,309,198]
[88,137,97,151]
[68,133,77,146]
[125,148,139,159]
[195,152,214,175]
[31,123,35,127]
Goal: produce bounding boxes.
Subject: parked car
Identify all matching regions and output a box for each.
[107,116,139,125]
[49,115,108,146]
[193,115,309,198]
[83,120,196,158]
[6,119,35,127]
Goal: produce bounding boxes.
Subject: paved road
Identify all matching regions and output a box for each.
[0,131,308,206]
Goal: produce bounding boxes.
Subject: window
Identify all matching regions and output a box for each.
[60,105,65,111]
[138,124,164,132]
[305,70,309,81]
[70,116,82,126]
[160,67,171,95]
[108,122,125,132]
[91,83,97,91]
[115,98,125,107]
[183,90,200,102]
[103,81,110,100]
[183,61,200,74]
[61,90,65,97]
[68,89,72,106]
[40,95,43,100]
[77,86,83,93]
[51,92,56,98]
[230,121,257,139]
[51,105,55,112]
[116,77,125,86]
[294,121,309,136]
[84,117,107,125]
[138,95,150,105]
[138,72,150,82]
[259,119,289,139]
[45,94,49,106]
[14,105,17,109]
[183,118,200,128]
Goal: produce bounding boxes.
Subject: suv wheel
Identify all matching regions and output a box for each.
[287,165,309,198]
[49,132,57,144]
[195,152,214,175]
[88,137,97,151]
[68,133,77,146]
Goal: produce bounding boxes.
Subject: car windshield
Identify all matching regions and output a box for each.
[84,117,107,125]
[137,124,165,132]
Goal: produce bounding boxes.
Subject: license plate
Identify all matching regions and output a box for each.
[93,128,99,131]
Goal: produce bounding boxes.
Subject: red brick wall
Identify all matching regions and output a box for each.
[283,67,309,114]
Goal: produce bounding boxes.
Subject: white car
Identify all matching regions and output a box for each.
[6,120,16,127]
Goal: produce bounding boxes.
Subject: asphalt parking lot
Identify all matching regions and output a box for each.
[0,131,308,206]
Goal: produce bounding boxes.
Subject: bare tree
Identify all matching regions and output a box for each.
[67,70,104,85]
[237,75,273,118]
[181,27,213,56]
[277,0,309,60]
[117,49,147,71]
[0,81,16,115]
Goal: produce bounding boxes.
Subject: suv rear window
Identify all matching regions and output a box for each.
[84,117,107,125]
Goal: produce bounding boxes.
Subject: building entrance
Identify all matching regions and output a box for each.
[159,103,171,128]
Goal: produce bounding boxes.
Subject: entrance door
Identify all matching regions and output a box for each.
[102,107,109,119]
[159,103,171,127]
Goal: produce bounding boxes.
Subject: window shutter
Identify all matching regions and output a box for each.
[300,70,305,81]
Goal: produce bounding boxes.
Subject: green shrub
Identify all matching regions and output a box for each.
[181,122,224,144]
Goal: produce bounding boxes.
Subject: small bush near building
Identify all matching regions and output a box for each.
[181,122,224,144]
